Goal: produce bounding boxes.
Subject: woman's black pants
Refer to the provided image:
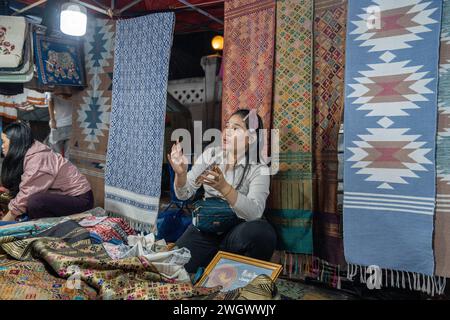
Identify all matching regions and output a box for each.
[176,219,277,273]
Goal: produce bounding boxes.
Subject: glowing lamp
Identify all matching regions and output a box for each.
[60,2,87,36]
[211,35,224,51]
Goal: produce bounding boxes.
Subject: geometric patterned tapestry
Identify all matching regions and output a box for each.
[105,13,175,233]
[313,0,348,269]
[268,0,314,255]
[70,18,115,208]
[221,0,276,132]
[435,0,450,278]
[344,0,442,282]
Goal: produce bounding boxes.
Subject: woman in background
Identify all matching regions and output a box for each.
[1,121,93,221]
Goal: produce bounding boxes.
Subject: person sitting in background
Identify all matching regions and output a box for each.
[168,109,277,273]
[46,92,73,158]
[0,121,93,222]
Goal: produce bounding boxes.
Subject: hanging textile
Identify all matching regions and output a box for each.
[267,0,313,255]
[221,0,275,130]
[435,0,450,278]
[0,16,27,69]
[105,13,175,233]
[0,22,33,83]
[70,18,115,208]
[33,33,85,87]
[0,87,48,119]
[0,94,17,119]
[344,0,442,292]
[312,0,347,275]
[0,24,31,76]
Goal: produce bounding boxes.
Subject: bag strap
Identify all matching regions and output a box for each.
[235,161,250,191]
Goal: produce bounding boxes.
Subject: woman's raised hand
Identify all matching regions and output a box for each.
[167,140,188,175]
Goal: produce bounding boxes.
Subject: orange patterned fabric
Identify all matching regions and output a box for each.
[221,0,275,130]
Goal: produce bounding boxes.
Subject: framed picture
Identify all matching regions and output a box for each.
[195,251,283,292]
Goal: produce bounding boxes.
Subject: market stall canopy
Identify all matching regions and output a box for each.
[10,0,224,34]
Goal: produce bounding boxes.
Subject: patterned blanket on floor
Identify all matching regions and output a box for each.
[0,237,215,300]
[105,13,175,233]
[0,236,282,300]
[344,0,442,292]
[0,261,97,300]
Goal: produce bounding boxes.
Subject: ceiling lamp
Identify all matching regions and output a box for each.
[211,35,224,51]
[60,2,87,36]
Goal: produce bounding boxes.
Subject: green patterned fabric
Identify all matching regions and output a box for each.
[268,0,314,254]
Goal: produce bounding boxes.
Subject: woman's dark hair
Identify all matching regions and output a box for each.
[229,109,264,190]
[1,121,34,197]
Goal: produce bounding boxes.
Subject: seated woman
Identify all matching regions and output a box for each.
[1,121,93,222]
[168,109,277,273]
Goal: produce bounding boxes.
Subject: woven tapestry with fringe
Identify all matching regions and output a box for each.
[435,0,450,278]
[70,18,115,209]
[344,0,444,295]
[221,0,275,131]
[105,13,175,233]
[267,0,313,255]
[311,0,347,288]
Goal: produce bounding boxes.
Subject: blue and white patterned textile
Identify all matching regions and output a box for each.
[105,13,175,232]
[343,0,442,278]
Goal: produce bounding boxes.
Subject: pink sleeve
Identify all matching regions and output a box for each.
[8,163,56,216]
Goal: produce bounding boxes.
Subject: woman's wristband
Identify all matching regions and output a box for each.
[222,184,233,198]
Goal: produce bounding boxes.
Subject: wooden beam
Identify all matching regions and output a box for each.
[12,0,47,16]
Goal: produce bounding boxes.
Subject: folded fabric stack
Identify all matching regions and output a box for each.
[0,88,49,119]
[0,16,34,83]
[80,216,136,244]
[0,210,95,238]
[0,221,54,239]
[103,233,192,282]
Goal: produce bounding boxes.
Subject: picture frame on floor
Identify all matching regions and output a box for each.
[195,251,282,292]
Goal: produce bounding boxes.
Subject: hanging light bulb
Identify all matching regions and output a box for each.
[211,35,224,51]
[60,2,87,36]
